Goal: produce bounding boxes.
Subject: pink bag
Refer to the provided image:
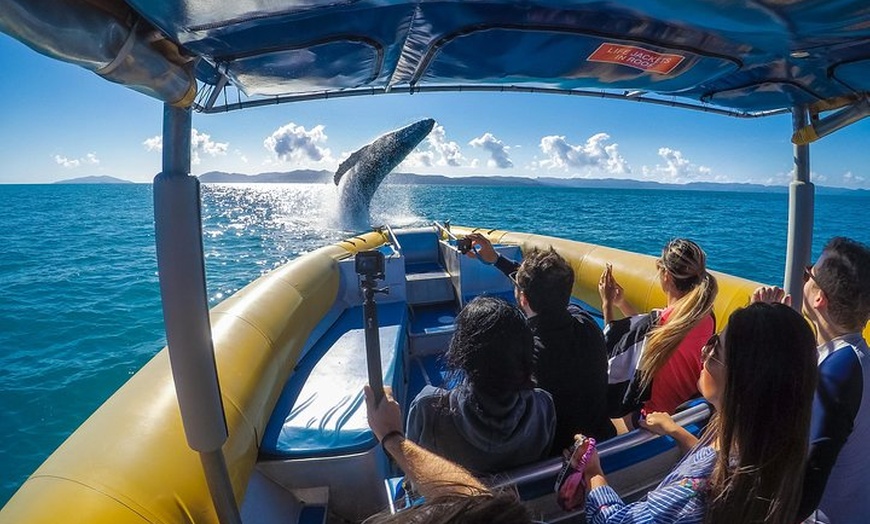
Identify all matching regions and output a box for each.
[555,436,597,512]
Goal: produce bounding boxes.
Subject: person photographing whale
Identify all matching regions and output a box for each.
[465,233,615,448]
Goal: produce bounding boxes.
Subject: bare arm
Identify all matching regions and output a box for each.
[598,264,637,324]
[640,412,698,454]
[364,385,487,499]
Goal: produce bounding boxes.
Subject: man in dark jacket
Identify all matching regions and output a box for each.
[466,233,616,450]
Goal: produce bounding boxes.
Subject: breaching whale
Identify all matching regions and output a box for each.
[335,118,436,228]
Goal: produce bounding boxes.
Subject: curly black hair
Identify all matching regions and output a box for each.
[446,296,535,395]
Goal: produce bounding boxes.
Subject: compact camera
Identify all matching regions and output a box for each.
[355,250,385,278]
[456,237,473,254]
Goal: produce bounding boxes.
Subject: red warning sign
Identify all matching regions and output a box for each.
[588,43,685,74]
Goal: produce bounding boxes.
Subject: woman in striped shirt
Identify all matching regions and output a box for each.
[576,302,818,524]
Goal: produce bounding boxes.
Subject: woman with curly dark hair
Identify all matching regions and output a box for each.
[406,295,556,474]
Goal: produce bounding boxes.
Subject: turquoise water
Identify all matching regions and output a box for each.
[1,182,868,505]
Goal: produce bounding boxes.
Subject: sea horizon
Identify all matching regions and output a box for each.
[9,171,869,196]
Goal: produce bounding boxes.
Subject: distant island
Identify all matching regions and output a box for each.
[50,171,865,195]
[54,175,134,184]
[198,170,867,196]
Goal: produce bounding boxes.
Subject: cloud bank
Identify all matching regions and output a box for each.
[403,124,466,168]
[143,129,228,165]
[469,133,513,168]
[538,133,629,175]
[641,147,713,183]
[54,153,100,168]
[264,122,332,164]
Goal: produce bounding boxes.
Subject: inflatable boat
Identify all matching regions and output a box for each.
[2,1,869,523]
[2,223,745,523]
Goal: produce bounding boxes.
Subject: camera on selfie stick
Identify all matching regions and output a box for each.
[355,250,389,405]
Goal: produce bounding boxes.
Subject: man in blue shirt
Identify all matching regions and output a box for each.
[777,237,870,523]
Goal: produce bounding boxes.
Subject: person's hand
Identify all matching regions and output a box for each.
[566,434,605,491]
[364,384,403,442]
[563,434,590,468]
[584,446,603,478]
[466,232,498,264]
[751,285,792,306]
[598,264,625,305]
[640,411,680,437]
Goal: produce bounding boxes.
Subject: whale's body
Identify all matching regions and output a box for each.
[336,118,435,228]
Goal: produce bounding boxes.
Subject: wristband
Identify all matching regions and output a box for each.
[380,430,405,456]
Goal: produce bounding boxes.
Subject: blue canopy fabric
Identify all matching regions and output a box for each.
[2,1,868,114]
[123,0,870,113]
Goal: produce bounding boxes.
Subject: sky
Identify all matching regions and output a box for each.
[1,33,868,189]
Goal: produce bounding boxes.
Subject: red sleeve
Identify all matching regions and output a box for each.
[642,314,713,414]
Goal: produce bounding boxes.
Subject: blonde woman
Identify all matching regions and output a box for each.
[599,239,717,428]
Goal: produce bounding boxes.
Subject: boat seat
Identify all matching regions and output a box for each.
[492,399,711,505]
[408,303,457,356]
[406,269,455,306]
[381,400,711,519]
[260,302,408,458]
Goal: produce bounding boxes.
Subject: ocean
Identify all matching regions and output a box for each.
[1,182,868,505]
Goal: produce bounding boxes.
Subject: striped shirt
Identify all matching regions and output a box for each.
[586,444,715,524]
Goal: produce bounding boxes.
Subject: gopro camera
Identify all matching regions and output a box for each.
[457,237,473,254]
[355,249,385,278]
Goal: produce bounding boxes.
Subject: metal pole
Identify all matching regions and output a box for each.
[153,104,242,524]
[363,279,385,406]
[784,105,815,309]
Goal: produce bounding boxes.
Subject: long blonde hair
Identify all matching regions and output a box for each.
[638,239,717,391]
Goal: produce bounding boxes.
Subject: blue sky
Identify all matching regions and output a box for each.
[1,33,868,189]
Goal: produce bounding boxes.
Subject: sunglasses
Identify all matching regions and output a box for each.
[508,270,523,290]
[802,264,819,284]
[803,264,829,295]
[702,333,725,367]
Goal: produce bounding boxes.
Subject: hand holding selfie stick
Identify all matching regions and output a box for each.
[357,250,389,406]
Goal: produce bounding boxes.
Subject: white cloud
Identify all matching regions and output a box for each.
[642,147,712,183]
[190,130,228,165]
[264,122,332,164]
[400,124,466,169]
[539,133,629,175]
[427,124,465,167]
[142,129,228,165]
[54,155,80,168]
[403,150,436,168]
[843,171,866,185]
[469,132,513,169]
[143,136,162,152]
[54,153,100,168]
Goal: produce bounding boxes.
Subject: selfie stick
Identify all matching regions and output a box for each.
[360,258,389,406]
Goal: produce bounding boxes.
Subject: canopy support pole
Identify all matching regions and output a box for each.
[153,104,242,524]
[784,105,815,309]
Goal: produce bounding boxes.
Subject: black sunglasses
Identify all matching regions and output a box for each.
[803,264,828,294]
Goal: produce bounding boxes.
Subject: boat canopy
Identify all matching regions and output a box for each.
[3,0,870,121]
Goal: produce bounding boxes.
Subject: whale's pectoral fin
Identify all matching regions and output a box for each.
[334,146,369,185]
